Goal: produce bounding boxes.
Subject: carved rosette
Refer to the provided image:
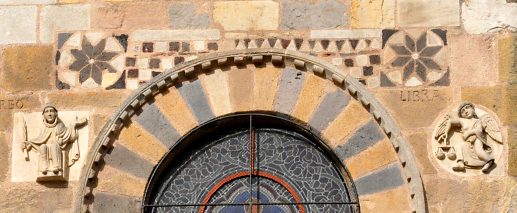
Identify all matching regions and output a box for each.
[431,103,505,176]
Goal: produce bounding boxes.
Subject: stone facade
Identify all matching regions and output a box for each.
[0,0,516,212]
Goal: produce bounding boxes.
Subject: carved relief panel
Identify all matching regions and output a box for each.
[11,107,89,182]
[431,103,505,176]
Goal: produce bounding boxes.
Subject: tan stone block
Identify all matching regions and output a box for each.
[498,34,517,83]
[118,123,167,164]
[228,68,254,112]
[0,132,7,182]
[253,67,282,111]
[461,86,516,125]
[375,88,453,129]
[450,34,498,86]
[359,186,412,213]
[345,138,398,179]
[508,126,517,176]
[96,165,147,197]
[154,89,198,135]
[1,46,53,92]
[404,131,436,174]
[199,69,232,116]
[291,74,332,123]
[0,94,41,131]
[91,4,124,29]
[322,101,371,148]
[58,0,85,3]
[120,2,168,30]
[397,0,460,27]
[214,1,279,31]
[46,90,131,110]
[351,0,395,28]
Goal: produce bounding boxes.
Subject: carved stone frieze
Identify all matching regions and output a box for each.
[11,106,89,182]
[432,102,505,175]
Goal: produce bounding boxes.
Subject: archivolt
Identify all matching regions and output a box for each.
[75,49,426,212]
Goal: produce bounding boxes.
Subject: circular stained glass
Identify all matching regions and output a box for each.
[143,114,359,213]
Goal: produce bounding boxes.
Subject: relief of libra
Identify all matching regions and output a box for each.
[12,106,88,182]
[432,102,504,175]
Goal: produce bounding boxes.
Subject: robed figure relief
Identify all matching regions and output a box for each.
[433,102,503,174]
[19,106,87,181]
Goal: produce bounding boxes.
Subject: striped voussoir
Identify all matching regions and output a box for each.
[76,49,425,213]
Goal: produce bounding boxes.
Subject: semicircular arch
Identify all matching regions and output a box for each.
[75,49,425,213]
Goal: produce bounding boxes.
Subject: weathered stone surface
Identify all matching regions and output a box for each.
[359,186,411,213]
[228,68,254,112]
[0,132,7,182]
[154,89,199,135]
[131,29,220,42]
[499,34,517,83]
[461,86,516,125]
[0,0,54,4]
[397,0,460,27]
[509,127,517,176]
[354,163,405,195]
[322,101,371,148]
[334,120,384,160]
[0,95,41,132]
[169,2,211,29]
[177,80,215,124]
[40,4,90,43]
[135,103,180,148]
[1,46,52,92]
[119,124,167,164]
[281,0,348,29]
[214,1,279,31]
[92,192,141,213]
[120,2,168,30]
[308,91,350,132]
[46,90,130,109]
[92,4,124,29]
[0,6,37,44]
[274,68,305,114]
[462,0,517,34]
[375,88,453,129]
[253,67,282,111]
[0,185,73,212]
[96,165,147,197]
[450,34,498,86]
[104,144,154,179]
[345,138,398,179]
[310,29,381,39]
[351,0,395,28]
[199,69,232,116]
[405,131,437,174]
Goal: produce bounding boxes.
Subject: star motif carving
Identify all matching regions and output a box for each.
[390,33,442,82]
[69,36,119,84]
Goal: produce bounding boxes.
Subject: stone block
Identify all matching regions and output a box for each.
[131,29,220,42]
[351,0,395,28]
[310,29,381,39]
[0,0,55,4]
[40,4,90,43]
[405,131,437,174]
[11,111,89,182]
[397,0,460,27]
[291,74,331,122]
[92,192,141,213]
[461,86,516,125]
[280,0,347,29]
[359,186,411,213]
[0,94,41,132]
[462,0,517,34]
[154,89,199,135]
[253,67,282,111]
[375,88,453,129]
[119,124,168,164]
[1,45,53,92]
[228,68,254,112]
[91,4,124,29]
[498,34,517,83]
[120,2,168,30]
[214,1,279,31]
[450,34,498,86]
[509,128,517,174]
[199,70,232,116]
[0,132,7,182]
[46,90,131,109]
[169,2,211,29]
[96,165,147,197]
[0,6,37,44]
[345,139,398,179]
[135,103,180,148]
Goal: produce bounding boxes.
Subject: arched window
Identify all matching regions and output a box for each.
[143,113,359,212]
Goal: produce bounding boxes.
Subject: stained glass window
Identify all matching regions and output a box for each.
[143,114,359,213]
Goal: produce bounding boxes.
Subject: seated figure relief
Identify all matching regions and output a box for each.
[19,106,87,181]
[433,102,503,174]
